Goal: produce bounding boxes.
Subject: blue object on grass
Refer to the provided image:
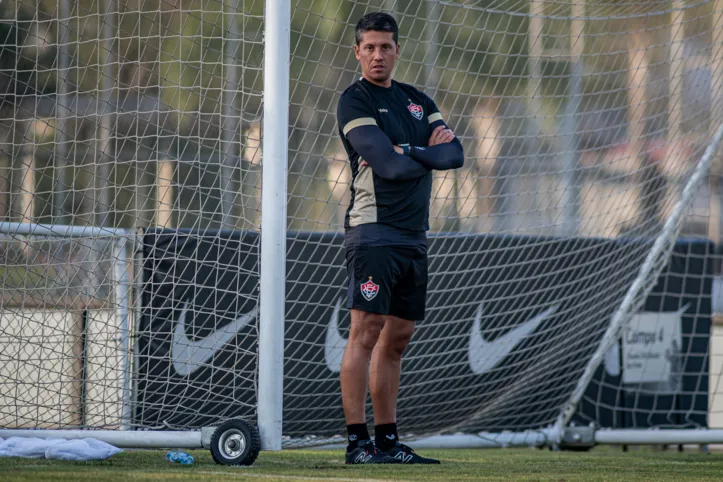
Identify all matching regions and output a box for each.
[166,451,194,464]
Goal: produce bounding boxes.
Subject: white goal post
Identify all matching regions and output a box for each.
[5,0,723,461]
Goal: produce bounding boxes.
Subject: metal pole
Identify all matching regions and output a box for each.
[710,0,723,243]
[258,0,290,451]
[668,0,685,234]
[131,230,144,431]
[0,155,8,220]
[55,0,71,224]
[18,155,35,222]
[0,221,126,237]
[669,0,684,142]
[155,160,173,227]
[314,431,553,450]
[523,0,544,234]
[626,21,651,229]
[95,0,115,227]
[425,0,439,95]
[220,0,241,229]
[596,429,723,445]
[560,3,584,236]
[113,235,132,429]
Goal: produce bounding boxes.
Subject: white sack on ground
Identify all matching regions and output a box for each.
[0,437,122,460]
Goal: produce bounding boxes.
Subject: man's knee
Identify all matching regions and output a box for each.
[349,310,385,351]
[382,316,415,357]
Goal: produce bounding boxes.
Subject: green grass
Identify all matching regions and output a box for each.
[2,447,723,481]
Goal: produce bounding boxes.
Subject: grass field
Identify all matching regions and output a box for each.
[2,446,723,481]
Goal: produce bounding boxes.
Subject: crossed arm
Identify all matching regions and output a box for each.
[346,125,464,181]
[406,126,465,171]
[346,126,429,181]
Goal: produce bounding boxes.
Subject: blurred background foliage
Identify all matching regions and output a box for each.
[0,0,717,236]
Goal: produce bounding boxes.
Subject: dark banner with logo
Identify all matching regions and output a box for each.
[574,240,712,429]
[134,230,261,429]
[135,230,713,435]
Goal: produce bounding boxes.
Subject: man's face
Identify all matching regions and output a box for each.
[354,30,400,86]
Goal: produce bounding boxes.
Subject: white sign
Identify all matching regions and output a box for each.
[621,307,685,384]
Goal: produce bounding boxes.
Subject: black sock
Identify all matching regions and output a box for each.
[375,423,398,450]
[346,423,371,451]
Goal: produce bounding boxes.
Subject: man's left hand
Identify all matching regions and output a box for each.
[428,125,455,146]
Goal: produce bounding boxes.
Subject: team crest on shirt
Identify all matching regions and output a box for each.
[407,101,423,120]
[360,276,380,301]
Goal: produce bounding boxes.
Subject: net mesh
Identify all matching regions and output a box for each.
[0,0,722,445]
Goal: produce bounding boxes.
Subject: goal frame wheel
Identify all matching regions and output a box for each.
[209,419,261,466]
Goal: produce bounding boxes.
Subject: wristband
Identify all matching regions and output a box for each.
[402,144,411,156]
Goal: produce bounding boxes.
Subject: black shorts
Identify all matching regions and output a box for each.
[345,244,428,321]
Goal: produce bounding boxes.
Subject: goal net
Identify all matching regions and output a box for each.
[1,0,723,448]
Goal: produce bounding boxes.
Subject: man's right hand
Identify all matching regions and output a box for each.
[428,125,456,146]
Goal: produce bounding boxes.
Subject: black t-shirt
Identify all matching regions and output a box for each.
[337,78,446,246]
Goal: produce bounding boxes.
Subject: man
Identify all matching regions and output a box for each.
[336,12,464,465]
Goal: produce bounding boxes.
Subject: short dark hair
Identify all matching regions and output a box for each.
[355,12,398,45]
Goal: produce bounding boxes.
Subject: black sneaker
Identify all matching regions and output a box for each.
[383,443,441,464]
[345,441,403,464]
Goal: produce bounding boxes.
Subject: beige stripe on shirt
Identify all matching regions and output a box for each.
[342,117,378,136]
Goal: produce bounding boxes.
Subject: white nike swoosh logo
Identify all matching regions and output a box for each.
[325,298,346,373]
[468,303,559,374]
[172,301,258,376]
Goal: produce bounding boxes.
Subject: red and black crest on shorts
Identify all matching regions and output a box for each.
[407,101,423,120]
[360,276,379,301]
